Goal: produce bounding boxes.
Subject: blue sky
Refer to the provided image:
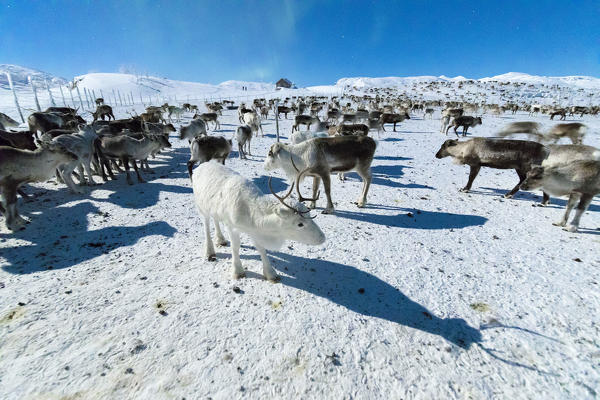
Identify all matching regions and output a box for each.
[1,1,598,86]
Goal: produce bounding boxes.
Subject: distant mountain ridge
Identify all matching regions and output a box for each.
[0,64,68,89]
[336,72,600,90]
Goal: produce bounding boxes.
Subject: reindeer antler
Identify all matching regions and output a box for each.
[268,176,295,212]
[268,176,316,218]
[290,154,320,203]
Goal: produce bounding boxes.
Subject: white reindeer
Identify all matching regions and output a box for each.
[243,111,263,137]
[192,161,325,281]
[47,124,99,194]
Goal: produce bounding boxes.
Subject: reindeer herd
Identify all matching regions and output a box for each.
[1,89,599,279]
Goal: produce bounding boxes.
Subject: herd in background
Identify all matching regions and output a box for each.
[1,87,600,278]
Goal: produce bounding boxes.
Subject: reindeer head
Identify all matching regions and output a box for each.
[435,139,459,159]
[520,166,545,191]
[268,176,325,246]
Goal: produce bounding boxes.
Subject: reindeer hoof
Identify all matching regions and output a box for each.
[322,208,335,215]
[552,221,567,227]
[207,254,217,262]
[233,271,246,279]
[266,274,280,283]
[216,240,228,247]
[459,188,470,193]
[563,225,578,233]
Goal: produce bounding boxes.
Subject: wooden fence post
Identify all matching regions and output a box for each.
[28,76,41,111]
[45,79,56,106]
[59,85,67,106]
[69,87,76,108]
[275,100,280,142]
[75,86,85,110]
[6,72,25,122]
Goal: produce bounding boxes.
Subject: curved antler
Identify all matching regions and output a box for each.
[268,176,296,212]
[289,154,320,203]
[269,176,317,219]
[295,167,320,203]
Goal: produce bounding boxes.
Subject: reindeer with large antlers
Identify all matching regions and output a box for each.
[192,161,325,281]
[264,135,377,214]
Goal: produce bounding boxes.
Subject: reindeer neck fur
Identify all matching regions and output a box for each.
[279,141,315,181]
[128,136,157,159]
[0,147,73,183]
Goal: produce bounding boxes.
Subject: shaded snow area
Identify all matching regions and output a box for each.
[1,101,600,398]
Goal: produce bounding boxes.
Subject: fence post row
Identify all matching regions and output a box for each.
[59,85,67,106]
[75,86,85,110]
[45,79,56,106]
[29,76,41,111]
[6,72,25,123]
[69,87,76,108]
[83,87,91,108]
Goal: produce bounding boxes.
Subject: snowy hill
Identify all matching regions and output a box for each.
[0,64,67,89]
[71,73,277,101]
[337,72,600,90]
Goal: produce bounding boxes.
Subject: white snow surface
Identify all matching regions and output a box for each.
[1,75,600,399]
[0,64,67,89]
[338,72,600,90]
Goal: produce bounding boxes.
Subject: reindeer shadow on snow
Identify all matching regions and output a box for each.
[92,181,192,210]
[237,249,481,349]
[0,201,176,274]
[477,186,600,212]
[335,206,488,229]
[236,249,559,374]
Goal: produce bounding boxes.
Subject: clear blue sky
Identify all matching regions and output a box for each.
[1,0,598,86]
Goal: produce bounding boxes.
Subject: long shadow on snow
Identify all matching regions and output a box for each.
[342,164,433,190]
[251,175,288,194]
[230,249,557,371]
[267,251,482,349]
[374,155,412,161]
[335,207,487,229]
[91,181,192,209]
[476,186,600,212]
[0,201,176,274]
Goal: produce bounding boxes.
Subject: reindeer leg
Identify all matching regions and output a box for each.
[460,165,480,192]
[122,156,134,185]
[310,176,321,209]
[504,168,527,198]
[553,193,580,227]
[227,226,244,279]
[63,165,85,194]
[536,191,551,207]
[17,188,31,201]
[203,215,216,261]
[254,243,279,282]
[356,165,372,208]
[565,193,593,232]
[76,164,87,185]
[132,159,145,183]
[214,220,228,246]
[83,160,97,186]
[3,184,27,231]
[321,173,335,214]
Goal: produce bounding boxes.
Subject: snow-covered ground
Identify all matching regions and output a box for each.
[1,73,600,398]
